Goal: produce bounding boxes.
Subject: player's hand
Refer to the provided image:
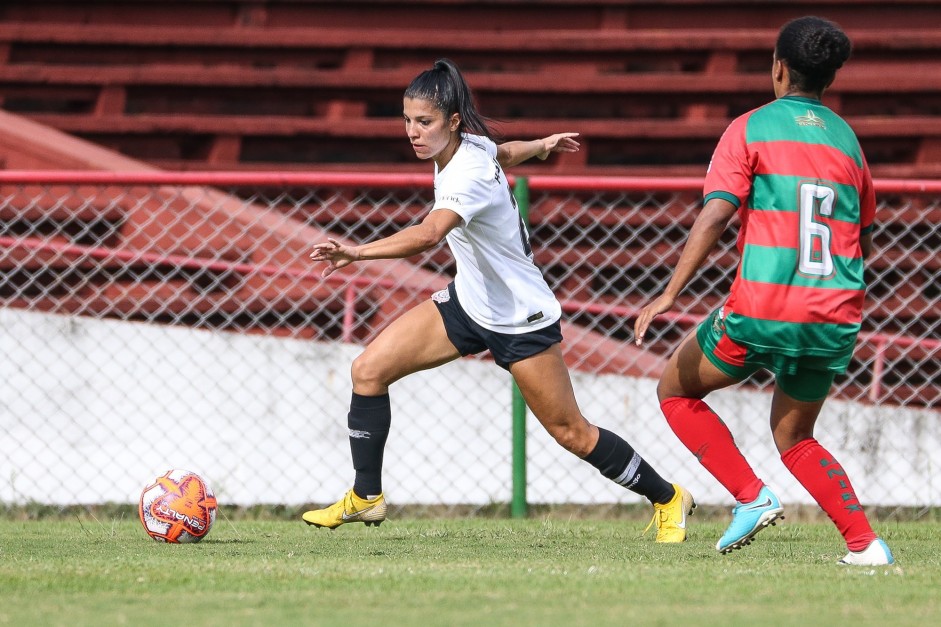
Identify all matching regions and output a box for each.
[309,238,360,278]
[633,294,675,346]
[538,132,580,160]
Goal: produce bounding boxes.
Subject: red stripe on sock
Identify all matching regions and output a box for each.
[781,438,877,552]
[660,396,763,503]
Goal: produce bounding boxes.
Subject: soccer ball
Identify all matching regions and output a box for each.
[138,469,218,543]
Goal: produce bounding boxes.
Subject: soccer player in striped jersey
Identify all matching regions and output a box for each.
[634,16,894,565]
[304,58,694,541]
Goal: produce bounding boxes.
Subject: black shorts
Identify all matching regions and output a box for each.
[432,282,563,370]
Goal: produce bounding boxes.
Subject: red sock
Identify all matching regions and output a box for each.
[660,396,763,503]
[781,438,877,551]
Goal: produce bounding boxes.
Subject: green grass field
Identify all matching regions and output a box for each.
[0,512,937,626]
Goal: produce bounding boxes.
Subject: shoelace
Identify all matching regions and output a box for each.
[343,491,356,514]
[641,506,668,537]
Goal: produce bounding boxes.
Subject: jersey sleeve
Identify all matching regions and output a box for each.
[703,114,753,208]
[431,156,493,224]
[431,135,499,224]
[477,134,498,160]
[858,155,876,236]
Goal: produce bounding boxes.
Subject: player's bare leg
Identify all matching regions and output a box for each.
[768,389,825,453]
[509,343,597,456]
[658,331,782,552]
[771,386,892,564]
[510,344,694,542]
[352,299,462,396]
[304,300,461,529]
[656,331,739,401]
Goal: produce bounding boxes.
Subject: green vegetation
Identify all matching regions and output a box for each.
[0,515,937,626]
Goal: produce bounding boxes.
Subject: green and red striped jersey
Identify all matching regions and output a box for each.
[703,95,876,362]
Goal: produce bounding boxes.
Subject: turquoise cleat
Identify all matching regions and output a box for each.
[716,486,784,554]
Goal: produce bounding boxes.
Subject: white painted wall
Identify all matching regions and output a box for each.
[1,308,938,508]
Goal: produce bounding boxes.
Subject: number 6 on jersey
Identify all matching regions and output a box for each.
[798,182,835,278]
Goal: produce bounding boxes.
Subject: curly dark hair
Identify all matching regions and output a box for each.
[775,16,852,94]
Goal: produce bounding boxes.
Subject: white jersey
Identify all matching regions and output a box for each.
[432,134,561,334]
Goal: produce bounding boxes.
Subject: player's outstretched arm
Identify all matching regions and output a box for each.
[310,209,462,278]
[309,238,360,278]
[497,133,580,168]
[633,197,737,346]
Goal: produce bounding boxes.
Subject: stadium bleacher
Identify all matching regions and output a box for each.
[1,1,940,176]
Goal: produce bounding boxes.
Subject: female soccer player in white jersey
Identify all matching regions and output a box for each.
[303,59,693,541]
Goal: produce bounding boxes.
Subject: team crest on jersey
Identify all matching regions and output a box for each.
[795,110,826,129]
[712,308,727,333]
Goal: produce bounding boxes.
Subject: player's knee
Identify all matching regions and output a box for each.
[773,429,814,454]
[546,420,593,457]
[350,353,389,393]
[656,378,680,404]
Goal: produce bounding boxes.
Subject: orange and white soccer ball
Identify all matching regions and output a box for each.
[138,469,218,543]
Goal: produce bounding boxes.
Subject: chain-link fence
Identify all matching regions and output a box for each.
[1,172,938,514]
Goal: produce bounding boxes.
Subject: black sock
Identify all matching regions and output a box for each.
[583,427,675,505]
[348,392,391,499]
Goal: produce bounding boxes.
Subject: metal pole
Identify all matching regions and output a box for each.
[511,176,530,518]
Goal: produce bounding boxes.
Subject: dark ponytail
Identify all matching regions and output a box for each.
[404,58,499,141]
[775,16,852,94]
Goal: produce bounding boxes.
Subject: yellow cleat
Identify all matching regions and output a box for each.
[302,489,387,529]
[644,483,696,543]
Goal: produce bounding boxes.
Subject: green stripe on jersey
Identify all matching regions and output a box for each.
[742,245,865,290]
[745,97,864,168]
[725,313,858,362]
[752,174,861,224]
